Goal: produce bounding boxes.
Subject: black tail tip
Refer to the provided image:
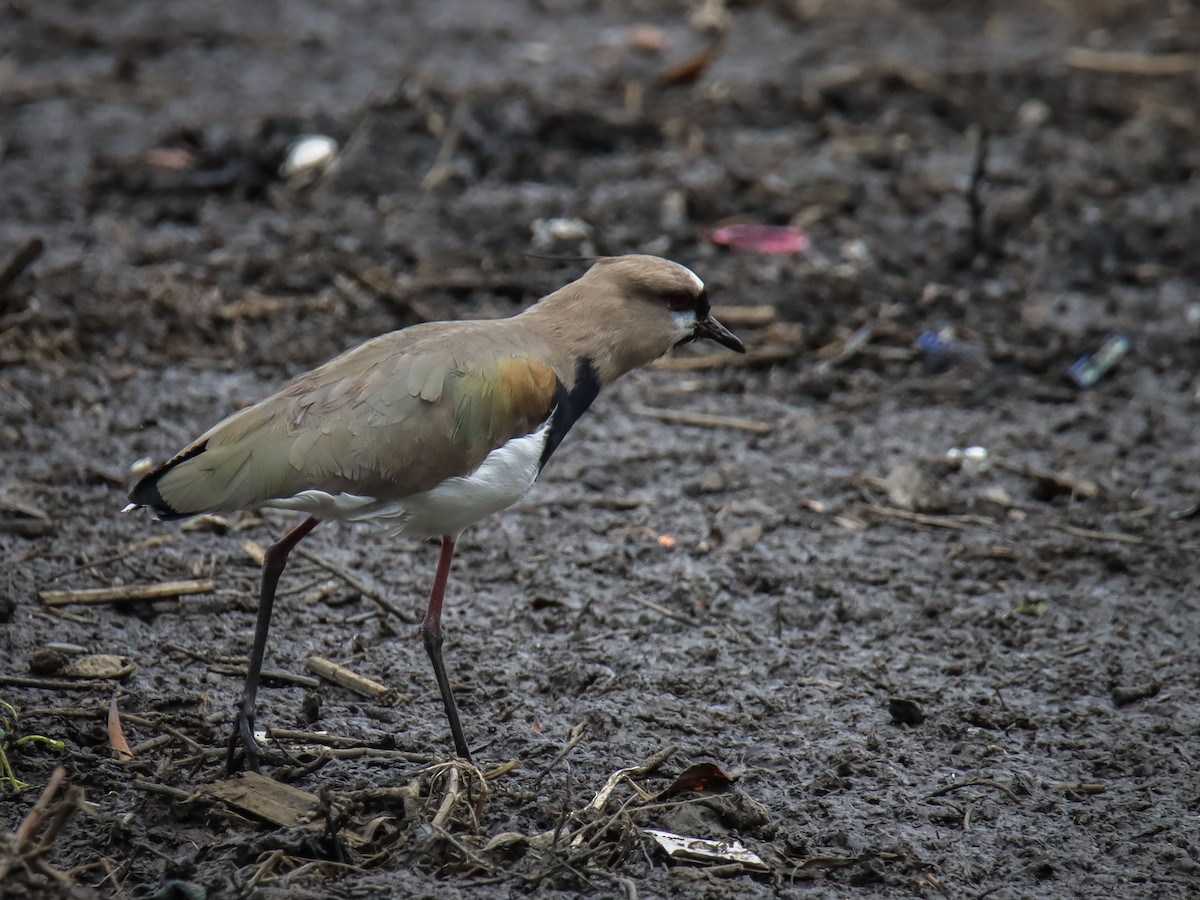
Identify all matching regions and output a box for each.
[127,473,187,521]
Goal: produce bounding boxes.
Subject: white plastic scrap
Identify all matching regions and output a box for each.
[945,445,990,474]
[643,829,770,872]
[279,135,339,180]
[531,217,592,247]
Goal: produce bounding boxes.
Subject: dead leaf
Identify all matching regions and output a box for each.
[108,695,134,761]
[483,832,530,853]
[658,33,725,86]
[656,762,736,800]
[61,655,135,679]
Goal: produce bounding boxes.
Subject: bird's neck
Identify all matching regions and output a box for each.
[515,299,659,390]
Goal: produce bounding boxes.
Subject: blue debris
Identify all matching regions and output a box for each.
[1069,334,1130,389]
[916,329,985,374]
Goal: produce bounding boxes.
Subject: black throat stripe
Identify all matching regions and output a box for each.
[539,357,601,471]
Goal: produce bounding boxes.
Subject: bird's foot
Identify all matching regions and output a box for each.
[225,708,263,775]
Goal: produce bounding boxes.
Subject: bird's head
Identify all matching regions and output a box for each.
[585,254,745,359]
[525,255,745,385]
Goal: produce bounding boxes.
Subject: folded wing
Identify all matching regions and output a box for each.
[129,325,560,518]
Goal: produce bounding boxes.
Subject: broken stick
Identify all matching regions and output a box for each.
[651,342,802,372]
[628,404,775,435]
[0,237,44,299]
[710,305,777,327]
[38,579,216,607]
[305,656,391,701]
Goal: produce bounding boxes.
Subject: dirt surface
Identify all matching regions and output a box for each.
[3,1,1200,896]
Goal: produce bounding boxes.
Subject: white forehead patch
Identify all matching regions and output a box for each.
[679,263,704,291]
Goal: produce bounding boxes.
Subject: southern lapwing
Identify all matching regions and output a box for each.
[125,255,744,772]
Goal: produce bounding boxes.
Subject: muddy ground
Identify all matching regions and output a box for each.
[3,0,1200,897]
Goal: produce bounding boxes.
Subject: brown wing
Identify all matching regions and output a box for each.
[132,323,560,517]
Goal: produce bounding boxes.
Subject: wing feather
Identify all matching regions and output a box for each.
[138,324,561,516]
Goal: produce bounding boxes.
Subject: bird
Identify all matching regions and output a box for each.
[124,254,745,773]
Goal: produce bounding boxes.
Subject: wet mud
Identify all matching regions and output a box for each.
[2,1,1199,897]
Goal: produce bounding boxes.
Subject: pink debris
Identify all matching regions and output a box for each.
[710,224,810,255]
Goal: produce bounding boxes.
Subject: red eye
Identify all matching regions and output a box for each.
[665,291,694,312]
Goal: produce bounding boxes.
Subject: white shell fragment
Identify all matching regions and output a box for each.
[279,134,339,180]
[644,829,770,872]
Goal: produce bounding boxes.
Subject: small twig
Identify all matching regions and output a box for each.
[0,675,109,690]
[1054,524,1149,546]
[992,457,1098,499]
[430,764,461,829]
[1048,782,1106,795]
[966,123,990,259]
[165,642,243,666]
[0,237,44,299]
[319,747,434,762]
[240,538,267,566]
[652,343,802,372]
[11,767,67,850]
[44,535,174,584]
[922,873,952,899]
[710,305,777,327]
[128,734,173,756]
[627,404,775,436]
[295,548,415,622]
[305,656,392,700]
[534,723,589,786]
[268,728,389,749]
[1111,682,1160,706]
[328,255,438,323]
[159,724,206,752]
[428,822,502,876]
[865,506,995,531]
[522,492,645,511]
[628,594,698,627]
[815,325,872,373]
[924,778,1020,803]
[483,759,521,781]
[34,786,85,856]
[30,607,93,626]
[131,779,201,803]
[39,579,216,607]
[1065,47,1200,77]
[247,849,285,887]
[277,575,337,598]
[0,769,78,887]
[421,101,466,192]
[585,746,677,814]
[208,665,321,689]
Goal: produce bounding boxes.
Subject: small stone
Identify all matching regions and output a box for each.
[888,697,926,725]
[28,648,68,675]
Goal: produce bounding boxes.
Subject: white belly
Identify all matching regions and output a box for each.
[264,422,548,540]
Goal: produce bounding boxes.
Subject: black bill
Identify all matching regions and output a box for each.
[694,315,746,353]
